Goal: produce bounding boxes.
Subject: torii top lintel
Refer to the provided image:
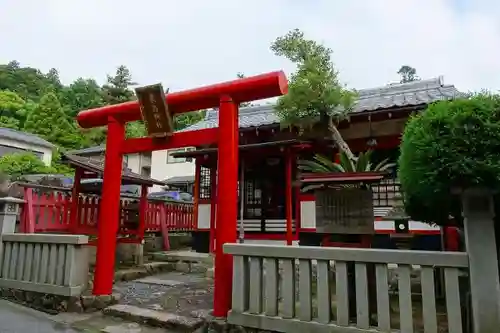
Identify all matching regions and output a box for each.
[77,71,288,129]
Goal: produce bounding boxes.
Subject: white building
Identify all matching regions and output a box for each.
[68,145,152,178]
[150,147,195,192]
[70,144,195,193]
[0,127,54,165]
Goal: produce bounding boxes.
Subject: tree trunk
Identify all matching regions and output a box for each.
[327,116,356,161]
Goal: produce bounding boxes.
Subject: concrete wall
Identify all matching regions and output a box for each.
[0,136,53,166]
[150,148,195,192]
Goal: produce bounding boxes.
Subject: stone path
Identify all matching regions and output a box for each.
[111,271,214,321]
[0,299,79,333]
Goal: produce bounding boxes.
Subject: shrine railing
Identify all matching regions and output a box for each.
[0,234,89,296]
[19,186,195,236]
[225,243,469,333]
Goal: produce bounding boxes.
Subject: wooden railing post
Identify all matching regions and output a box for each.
[69,167,83,233]
[23,188,35,233]
[138,185,148,241]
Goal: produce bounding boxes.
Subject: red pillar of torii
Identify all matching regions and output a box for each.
[76,71,288,317]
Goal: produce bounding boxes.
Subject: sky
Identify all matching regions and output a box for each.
[1,0,499,95]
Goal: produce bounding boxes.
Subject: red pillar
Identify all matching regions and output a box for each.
[285,149,293,246]
[93,118,125,295]
[209,165,217,254]
[213,95,238,317]
[293,155,301,241]
[22,187,35,233]
[138,184,148,241]
[193,160,201,232]
[69,167,83,233]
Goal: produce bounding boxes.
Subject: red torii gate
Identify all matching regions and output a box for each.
[76,71,288,317]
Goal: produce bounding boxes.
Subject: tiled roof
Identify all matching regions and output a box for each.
[62,154,165,186]
[0,128,55,148]
[68,145,105,155]
[164,175,195,184]
[179,77,462,132]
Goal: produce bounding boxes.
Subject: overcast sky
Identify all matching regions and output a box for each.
[1,0,499,95]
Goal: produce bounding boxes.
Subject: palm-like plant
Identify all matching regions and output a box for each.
[298,150,396,173]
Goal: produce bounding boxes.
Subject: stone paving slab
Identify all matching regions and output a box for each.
[151,251,213,265]
[103,304,204,331]
[135,277,185,286]
[70,312,177,333]
[112,272,213,320]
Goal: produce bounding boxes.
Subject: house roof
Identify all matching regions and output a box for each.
[0,127,55,148]
[68,145,105,155]
[171,139,311,158]
[164,175,195,184]
[179,77,463,132]
[61,153,165,186]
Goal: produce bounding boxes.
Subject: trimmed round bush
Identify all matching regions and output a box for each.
[398,94,500,225]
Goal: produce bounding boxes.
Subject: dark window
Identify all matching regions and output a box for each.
[238,156,295,221]
[371,177,402,207]
[199,166,212,199]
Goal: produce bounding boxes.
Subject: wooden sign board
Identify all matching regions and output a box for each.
[135,83,174,138]
[315,187,375,234]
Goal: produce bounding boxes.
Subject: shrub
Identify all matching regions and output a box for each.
[0,152,51,177]
[398,93,500,225]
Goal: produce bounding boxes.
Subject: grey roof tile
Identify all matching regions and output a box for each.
[179,77,463,132]
[62,154,165,186]
[164,175,195,184]
[68,145,105,155]
[0,128,55,148]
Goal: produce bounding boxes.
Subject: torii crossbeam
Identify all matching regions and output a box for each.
[76,71,288,317]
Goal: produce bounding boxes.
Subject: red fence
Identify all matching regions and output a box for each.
[19,187,195,242]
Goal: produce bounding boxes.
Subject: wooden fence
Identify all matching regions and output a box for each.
[19,187,195,240]
[225,243,469,333]
[0,234,89,296]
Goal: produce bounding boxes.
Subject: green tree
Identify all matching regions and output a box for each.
[0,152,51,177]
[0,62,59,102]
[23,92,84,149]
[79,127,107,146]
[174,110,206,131]
[398,93,500,225]
[126,121,147,138]
[0,90,27,129]
[397,65,420,83]
[50,149,74,175]
[102,65,136,104]
[45,68,63,91]
[60,78,105,118]
[271,29,357,161]
[102,65,147,138]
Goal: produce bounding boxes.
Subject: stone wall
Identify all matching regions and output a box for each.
[87,233,193,265]
[0,288,120,314]
[144,233,192,253]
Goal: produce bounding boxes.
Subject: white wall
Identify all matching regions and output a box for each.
[86,152,151,176]
[150,148,195,192]
[124,153,142,174]
[0,137,53,166]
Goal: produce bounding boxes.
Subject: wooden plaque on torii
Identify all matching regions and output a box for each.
[135,83,174,139]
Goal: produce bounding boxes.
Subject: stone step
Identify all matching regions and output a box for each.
[103,304,204,332]
[150,251,213,275]
[151,251,213,266]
